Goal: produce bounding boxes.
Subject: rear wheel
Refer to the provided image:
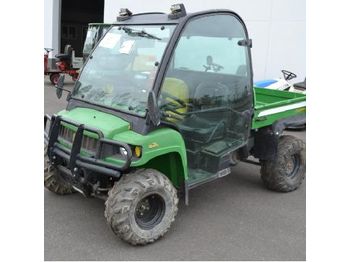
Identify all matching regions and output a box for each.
[49,73,60,85]
[260,135,305,192]
[286,123,306,131]
[105,169,178,245]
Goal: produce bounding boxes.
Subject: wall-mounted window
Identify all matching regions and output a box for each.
[61,24,78,40]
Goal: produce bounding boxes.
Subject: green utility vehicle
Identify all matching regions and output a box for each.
[44,4,306,245]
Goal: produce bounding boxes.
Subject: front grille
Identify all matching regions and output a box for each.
[58,125,98,153]
[59,125,74,143]
[82,135,99,152]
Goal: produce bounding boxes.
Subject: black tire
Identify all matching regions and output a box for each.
[44,146,75,195]
[260,135,305,192]
[105,169,178,245]
[286,123,306,131]
[49,73,60,85]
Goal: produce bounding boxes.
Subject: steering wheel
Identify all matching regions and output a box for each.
[282,70,297,81]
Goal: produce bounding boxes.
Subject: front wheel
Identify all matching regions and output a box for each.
[49,73,60,85]
[44,146,75,195]
[105,169,178,245]
[260,135,306,192]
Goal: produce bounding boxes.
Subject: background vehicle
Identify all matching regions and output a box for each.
[44,45,83,85]
[46,23,112,85]
[54,44,82,82]
[255,69,306,94]
[255,70,306,129]
[44,4,306,246]
[44,48,62,85]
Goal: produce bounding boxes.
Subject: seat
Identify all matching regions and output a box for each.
[180,115,226,143]
[55,54,71,61]
[161,77,189,122]
[178,81,230,143]
[293,78,306,91]
[55,45,73,63]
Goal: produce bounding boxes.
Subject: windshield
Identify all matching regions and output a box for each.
[73,25,176,116]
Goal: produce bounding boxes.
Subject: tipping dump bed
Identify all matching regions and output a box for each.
[252,87,306,129]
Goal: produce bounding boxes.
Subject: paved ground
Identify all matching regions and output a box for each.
[44,76,305,261]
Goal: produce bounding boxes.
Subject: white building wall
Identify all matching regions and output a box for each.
[104,0,305,82]
[44,0,60,57]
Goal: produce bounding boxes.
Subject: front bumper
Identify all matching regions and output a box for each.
[45,114,132,181]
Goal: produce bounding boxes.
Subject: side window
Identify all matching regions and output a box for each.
[160,14,251,117]
[174,36,247,76]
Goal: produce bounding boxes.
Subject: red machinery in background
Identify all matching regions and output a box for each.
[44,45,81,85]
[44,48,61,85]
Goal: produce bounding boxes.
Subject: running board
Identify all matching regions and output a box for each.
[184,167,231,205]
[241,159,261,166]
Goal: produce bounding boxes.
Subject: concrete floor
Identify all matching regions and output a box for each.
[44,76,305,261]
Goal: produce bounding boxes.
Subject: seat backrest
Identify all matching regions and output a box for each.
[193,82,229,110]
[162,77,189,122]
[191,82,230,124]
[64,45,73,56]
[293,78,306,91]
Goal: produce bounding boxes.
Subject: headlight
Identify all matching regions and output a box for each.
[100,142,142,160]
[120,147,128,156]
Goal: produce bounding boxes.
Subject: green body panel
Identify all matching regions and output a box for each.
[59,108,131,138]
[57,108,188,187]
[252,87,306,129]
[56,87,305,188]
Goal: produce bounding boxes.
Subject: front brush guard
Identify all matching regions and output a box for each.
[44,114,132,182]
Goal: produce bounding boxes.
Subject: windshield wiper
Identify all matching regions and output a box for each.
[122,27,161,40]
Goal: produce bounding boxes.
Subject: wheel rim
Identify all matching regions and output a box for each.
[285,154,300,178]
[135,194,166,230]
[51,74,59,84]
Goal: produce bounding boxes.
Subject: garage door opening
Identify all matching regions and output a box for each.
[60,0,104,57]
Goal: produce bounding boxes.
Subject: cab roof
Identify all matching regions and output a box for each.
[113,12,184,25]
[111,9,245,26]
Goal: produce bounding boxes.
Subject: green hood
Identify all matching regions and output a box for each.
[56,107,188,184]
[58,108,130,139]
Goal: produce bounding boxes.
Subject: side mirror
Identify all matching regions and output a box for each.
[56,75,65,99]
[147,91,160,126]
[237,39,252,48]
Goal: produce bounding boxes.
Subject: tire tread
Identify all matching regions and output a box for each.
[105,169,178,245]
[260,135,306,192]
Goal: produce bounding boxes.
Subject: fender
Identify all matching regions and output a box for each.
[251,114,305,160]
[112,126,188,183]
